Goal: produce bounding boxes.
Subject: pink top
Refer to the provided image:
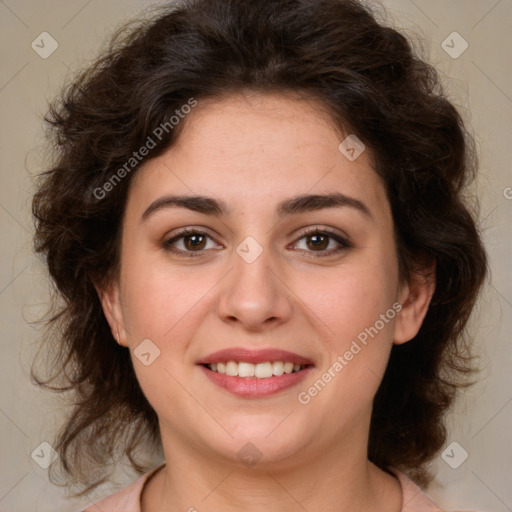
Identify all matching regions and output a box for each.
[82,463,449,512]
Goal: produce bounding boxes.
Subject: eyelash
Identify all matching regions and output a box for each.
[163,227,352,258]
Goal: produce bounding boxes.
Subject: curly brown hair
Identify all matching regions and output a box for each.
[31,0,488,495]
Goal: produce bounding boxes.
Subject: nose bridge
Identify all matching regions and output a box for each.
[216,235,292,330]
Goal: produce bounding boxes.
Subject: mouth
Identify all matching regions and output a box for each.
[197,348,314,397]
[205,361,308,378]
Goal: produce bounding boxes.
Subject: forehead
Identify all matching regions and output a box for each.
[127,92,390,222]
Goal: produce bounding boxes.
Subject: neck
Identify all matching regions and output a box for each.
[144,429,403,512]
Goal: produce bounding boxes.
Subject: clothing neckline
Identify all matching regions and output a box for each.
[139,461,166,506]
[137,462,442,511]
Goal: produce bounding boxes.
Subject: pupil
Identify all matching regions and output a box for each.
[309,234,327,250]
[186,234,205,250]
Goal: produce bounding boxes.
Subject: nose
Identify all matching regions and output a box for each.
[216,242,293,333]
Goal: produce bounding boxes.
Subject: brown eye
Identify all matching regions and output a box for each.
[164,229,221,257]
[293,228,352,257]
[183,233,207,251]
[306,233,330,251]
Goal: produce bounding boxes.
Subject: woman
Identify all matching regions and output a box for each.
[31,0,488,510]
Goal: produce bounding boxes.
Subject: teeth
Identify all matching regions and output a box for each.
[207,361,306,378]
[238,362,255,377]
[255,362,273,378]
[225,361,238,376]
[272,361,284,376]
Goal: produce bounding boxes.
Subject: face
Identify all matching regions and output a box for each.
[100,92,431,471]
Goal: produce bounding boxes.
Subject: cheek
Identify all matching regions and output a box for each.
[120,255,210,339]
[118,261,215,414]
[301,251,399,348]
[294,247,400,412]
[296,269,399,423]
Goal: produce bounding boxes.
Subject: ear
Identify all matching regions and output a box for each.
[394,259,436,345]
[94,280,128,347]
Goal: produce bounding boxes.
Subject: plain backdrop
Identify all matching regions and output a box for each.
[1,1,511,511]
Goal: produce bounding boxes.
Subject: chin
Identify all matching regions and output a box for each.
[207,419,313,467]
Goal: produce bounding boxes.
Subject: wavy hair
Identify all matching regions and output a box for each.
[31,0,488,495]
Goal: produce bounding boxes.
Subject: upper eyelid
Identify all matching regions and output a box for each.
[165,226,350,250]
[165,227,220,244]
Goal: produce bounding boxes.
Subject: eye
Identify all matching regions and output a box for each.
[163,226,352,258]
[292,227,352,257]
[163,228,221,257]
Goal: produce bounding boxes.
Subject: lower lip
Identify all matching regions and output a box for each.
[199,365,312,397]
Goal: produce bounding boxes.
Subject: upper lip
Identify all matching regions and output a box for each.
[197,347,314,366]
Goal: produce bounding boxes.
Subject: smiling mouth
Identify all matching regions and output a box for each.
[204,361,310,378]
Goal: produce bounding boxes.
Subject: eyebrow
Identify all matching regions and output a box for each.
[141,192,372,221]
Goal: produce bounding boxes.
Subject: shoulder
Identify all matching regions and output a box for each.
[81,463,165,512]
[390,468,476,512]
[391,468,443,511]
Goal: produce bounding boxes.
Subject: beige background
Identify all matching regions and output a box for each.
[1,0,511,511]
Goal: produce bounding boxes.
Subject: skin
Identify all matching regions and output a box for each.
[99,91,435,512]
